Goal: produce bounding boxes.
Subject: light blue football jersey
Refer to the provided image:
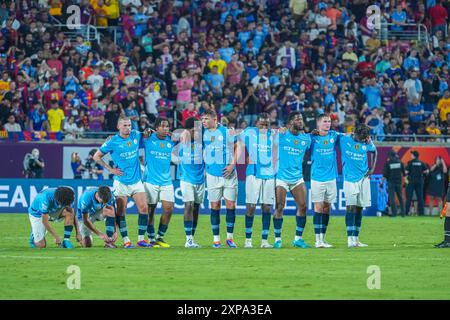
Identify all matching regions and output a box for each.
[99,130,142,185]
[310,130,341,182]
[142,133,176,186]
[240,127,275,179]
[203,125,236,177]
[76,187,115,220]
[339,135,376,182]
[276,131,311,183]
[178,140,205,185]
[28,188,72,218]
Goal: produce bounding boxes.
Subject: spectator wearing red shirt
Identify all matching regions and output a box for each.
[429,0,448,35]
[181,102,200,127]
[43,82,63,109]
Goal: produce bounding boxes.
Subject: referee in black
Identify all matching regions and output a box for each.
[382,150,405,217]
[435,182,450,248]
[405,150,429,216]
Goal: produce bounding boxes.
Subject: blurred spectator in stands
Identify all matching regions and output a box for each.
[88,98,105,132]
[104,102,122,132]
[4,114,22,132]
[64,115,78,139]
[429,0,448,36]
[47,99,65,133]
[437,89,450,122]
[408,98,425,132]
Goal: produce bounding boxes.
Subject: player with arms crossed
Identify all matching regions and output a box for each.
[273,112,312,249]
[176,117,205,248]
[310,113,342,248]
[94,116,150,248]
[340,124,377,248]
[142,117,178,248]
[77,186,118,248]
[202,109,241,248]
[239,113,276,248]
[29,186,80,249]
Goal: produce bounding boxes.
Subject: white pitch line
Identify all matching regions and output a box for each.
[0,255,78,260]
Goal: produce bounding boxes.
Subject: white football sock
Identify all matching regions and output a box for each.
[123,236,130,243]
[138,235,144,242]
[295,236,302,241]
[213,235,220,242]
[275,237,281,242]
[227,232,234,240]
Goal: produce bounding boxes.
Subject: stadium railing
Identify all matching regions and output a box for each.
[378,22,430,45]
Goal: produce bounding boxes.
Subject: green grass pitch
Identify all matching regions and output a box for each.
[0,214,449,300]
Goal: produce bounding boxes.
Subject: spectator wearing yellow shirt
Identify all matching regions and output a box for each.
[426,120,442,136]
[208,51,227,75]
[437,90,450,122]
[342,44,358,65]
[91,0,109,27]
[105,0,120,25]
[47,100,65,132]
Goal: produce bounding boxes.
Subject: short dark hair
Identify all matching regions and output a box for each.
[354,123,371,140]
[317,113,331,122]
[155,117,169,128]
[287,111,302,124]
[55,187,75,207]
[202,109,217,118]
[97,186,112,203]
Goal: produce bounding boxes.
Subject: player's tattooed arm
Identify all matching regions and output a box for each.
[93,149,123,176]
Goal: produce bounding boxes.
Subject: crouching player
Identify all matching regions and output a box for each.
[340,124,377,248]
[77,186,118,248]
[29,187,80,248]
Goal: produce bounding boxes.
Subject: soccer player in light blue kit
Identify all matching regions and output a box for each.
[177,117,205,248]
[77,186,118,248]
[273,112,312,249]
[310,113,342,248]
[202,109,241,248]
[142,117,179,248]
[239,113,275,248]
[340,124,377,248]
[28,186,80,249]
[94,116,150,248]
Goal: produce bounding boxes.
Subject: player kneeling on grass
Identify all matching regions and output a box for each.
[339,124,377,248]
[29,187,80,249]
[435,185,450,248]
[177,117,205,248]
[78,186,119,248]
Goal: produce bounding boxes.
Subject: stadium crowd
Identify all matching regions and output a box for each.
[1,0,450,140]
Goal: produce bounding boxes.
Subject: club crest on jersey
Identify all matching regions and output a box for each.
[127,141,132,148]
[301,141,306,146]
[330,138,335,143]
[218,135,223,141]
[133,139,137,144]
[167,143,172,148]
[362,145,367,151]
